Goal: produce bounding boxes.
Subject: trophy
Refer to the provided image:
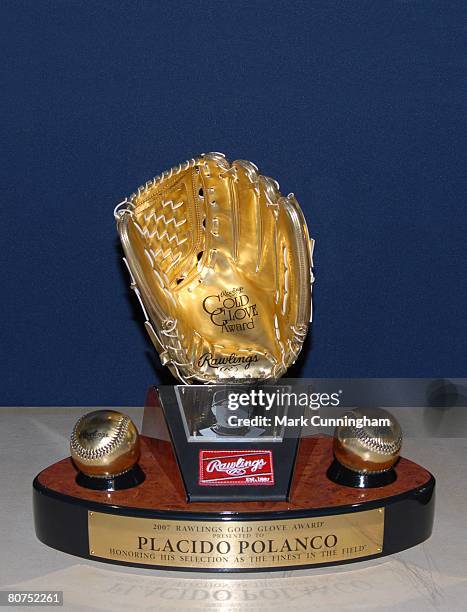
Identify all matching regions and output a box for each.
[33,153,435,571]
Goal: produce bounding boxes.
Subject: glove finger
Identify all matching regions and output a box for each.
[275,193,313,368]
[198,153,238,267]
[226,159,262,271]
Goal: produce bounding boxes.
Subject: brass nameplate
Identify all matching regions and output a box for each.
[88,508,384,570]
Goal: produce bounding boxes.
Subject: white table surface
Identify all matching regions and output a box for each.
[0,407,466,611]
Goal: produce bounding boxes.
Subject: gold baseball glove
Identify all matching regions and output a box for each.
[115,153,314,384]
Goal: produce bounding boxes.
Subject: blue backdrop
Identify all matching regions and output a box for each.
[2,1,466,405]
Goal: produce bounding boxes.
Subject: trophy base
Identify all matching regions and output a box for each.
[33,435,435,572]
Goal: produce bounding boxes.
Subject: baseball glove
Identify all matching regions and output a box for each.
[114,152,314,384]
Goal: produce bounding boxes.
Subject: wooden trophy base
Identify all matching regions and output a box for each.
[33,434,435,572]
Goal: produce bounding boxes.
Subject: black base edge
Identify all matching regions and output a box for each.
[76,465,145,491]
[326,460,397,488]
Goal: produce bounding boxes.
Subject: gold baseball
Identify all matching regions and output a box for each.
[70,410,140,478]
[333,407,402,474]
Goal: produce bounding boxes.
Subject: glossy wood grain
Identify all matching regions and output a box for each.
[37,434,432,515]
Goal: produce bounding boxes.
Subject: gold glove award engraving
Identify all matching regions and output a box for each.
[88,508,384,570]
[33,153,435,572]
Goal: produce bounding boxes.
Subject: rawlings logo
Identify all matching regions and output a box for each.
[81,430,107,440]
[198,352,259,371]
[202,287,259,333]
[199,450,274,486]
[205,457,267,477]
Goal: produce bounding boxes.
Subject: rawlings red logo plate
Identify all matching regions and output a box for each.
[199,449,274,486]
